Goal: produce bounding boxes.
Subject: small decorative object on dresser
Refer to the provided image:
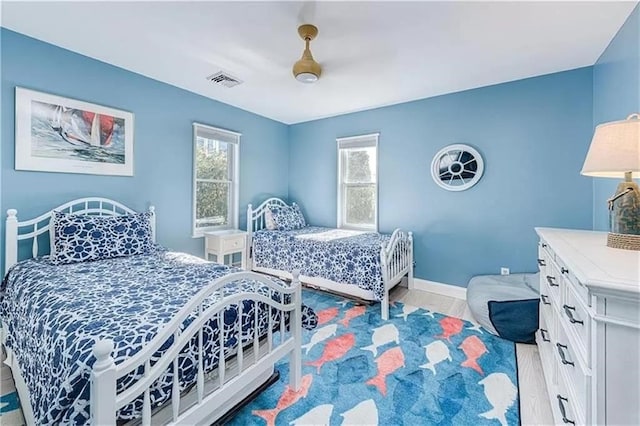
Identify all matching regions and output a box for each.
[535,227,640,425]
[204,229,247,269]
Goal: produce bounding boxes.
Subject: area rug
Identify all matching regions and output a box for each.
[228,289,520,426]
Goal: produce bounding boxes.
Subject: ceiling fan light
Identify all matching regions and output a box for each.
[295,72,318,83]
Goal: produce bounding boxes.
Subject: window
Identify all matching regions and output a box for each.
[192,123,240,236]
[337,133,379,231]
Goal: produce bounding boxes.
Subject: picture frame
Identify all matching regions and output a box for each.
[15,87,134,176]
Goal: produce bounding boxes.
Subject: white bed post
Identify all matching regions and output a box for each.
[5,209,18,275]
[380,245,390,321]
[408,231,415,290]
[289,269,302,390]
[91,339,116,425]
[246,204,253,270]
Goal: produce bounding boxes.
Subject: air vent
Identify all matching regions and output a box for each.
[206,71,243,88]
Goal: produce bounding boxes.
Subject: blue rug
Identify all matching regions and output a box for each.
[228,290,520,426]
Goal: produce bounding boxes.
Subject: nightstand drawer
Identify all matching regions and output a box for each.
[222,235,245,251]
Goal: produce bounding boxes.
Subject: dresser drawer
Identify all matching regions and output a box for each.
[540,274,555,322]
[555,256,589,306]
[537,312,555,378]
[222,235,246,252]
[556,367,585,426]
[554,321,588,418]
[545,262,563,309]
[562,282,590,361]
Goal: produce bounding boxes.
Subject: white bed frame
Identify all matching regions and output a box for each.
[2,197,303,425]
[246,197,414,320]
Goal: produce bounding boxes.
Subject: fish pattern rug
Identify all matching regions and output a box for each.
[228,290,520,426]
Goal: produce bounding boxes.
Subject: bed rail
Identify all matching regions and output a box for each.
[92,270,303,425]
[5,198,156,275]
[380,229,414,319]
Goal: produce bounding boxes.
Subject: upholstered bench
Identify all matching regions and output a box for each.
[466,273,539,343]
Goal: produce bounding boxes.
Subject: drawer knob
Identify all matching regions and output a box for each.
[563,305,584,325]
[540,294,551,305]
[541,243,548,248]
[540,328,550,342]
[537,258,546,266]
[556,395,576,425]
[556,343,575,367]
[546,276,559,287]
[561,267,569,274]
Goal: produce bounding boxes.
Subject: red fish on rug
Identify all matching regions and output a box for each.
[251,374,313,426]
[436,316,464,342]
[305,333,355,374]
[459,335,489,375]
[338,305,366,327]
[316,306,340,325]
[366,346,405,396]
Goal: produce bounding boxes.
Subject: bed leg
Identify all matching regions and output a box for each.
[381,289,390,321]
[289,270,302,390]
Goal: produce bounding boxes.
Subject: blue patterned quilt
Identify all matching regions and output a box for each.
[252,227,392,300]
[0,251,316,424]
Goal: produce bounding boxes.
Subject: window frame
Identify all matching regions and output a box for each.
[192,123,241,237]
[336,133,379,232]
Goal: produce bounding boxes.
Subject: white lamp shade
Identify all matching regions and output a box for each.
[581,113,640,178]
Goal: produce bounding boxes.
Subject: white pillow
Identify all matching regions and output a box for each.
[265,208,276,230]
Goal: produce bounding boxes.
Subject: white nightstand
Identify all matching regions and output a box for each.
[204,229,247,269]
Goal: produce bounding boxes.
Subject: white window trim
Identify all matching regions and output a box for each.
[192,123,241,238]
[336,132,379,232]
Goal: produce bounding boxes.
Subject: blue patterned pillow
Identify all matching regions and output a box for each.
[269,204,306,231]
[50,211,155,265]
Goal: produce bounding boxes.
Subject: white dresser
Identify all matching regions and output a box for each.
[535,228,640,425]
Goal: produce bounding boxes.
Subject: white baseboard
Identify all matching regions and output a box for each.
[409,278,467,300]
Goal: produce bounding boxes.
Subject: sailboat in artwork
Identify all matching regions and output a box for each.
[51,107,115,148]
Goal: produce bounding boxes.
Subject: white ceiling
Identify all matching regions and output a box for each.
[2,1,637,124]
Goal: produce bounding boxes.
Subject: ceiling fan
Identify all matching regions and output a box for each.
[293,24,322,83]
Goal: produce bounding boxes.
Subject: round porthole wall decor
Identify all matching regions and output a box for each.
[431,144,484,191]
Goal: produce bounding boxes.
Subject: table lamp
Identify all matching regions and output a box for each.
[581,113,640,250]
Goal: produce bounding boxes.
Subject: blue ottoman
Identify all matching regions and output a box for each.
[466,273,539,343]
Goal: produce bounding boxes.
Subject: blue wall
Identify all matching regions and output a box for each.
[0,29,289,268]
[289,68,594,287]
[592,4,640,231]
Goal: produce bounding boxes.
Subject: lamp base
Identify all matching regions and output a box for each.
[607,232,640,251]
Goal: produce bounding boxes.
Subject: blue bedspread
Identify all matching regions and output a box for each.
[252,226,392,300]
[0,251,316,424]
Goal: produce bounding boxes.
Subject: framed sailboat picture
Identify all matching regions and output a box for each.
[15,87,134,176]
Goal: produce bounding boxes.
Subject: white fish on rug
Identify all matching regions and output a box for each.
[395,305,420,321]
[466,322,484,334]
[478,372,518,426]
[341,399,378,425]
[419,340,452,374]
[361,324,400,357]
[290,404,333,425]
[301,324,338,355]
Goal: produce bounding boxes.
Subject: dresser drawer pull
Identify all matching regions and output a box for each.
[540,294,551,305]
[556,343,575,366]
[537,258,546,266]
[563,305,584,325]
[541,243,548,248]
[546,276,559,287]
[556,395,576,425]
[561,267,569,274]
[540,328,550,342]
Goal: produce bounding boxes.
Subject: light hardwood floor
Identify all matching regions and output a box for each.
[391,286,554,426]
